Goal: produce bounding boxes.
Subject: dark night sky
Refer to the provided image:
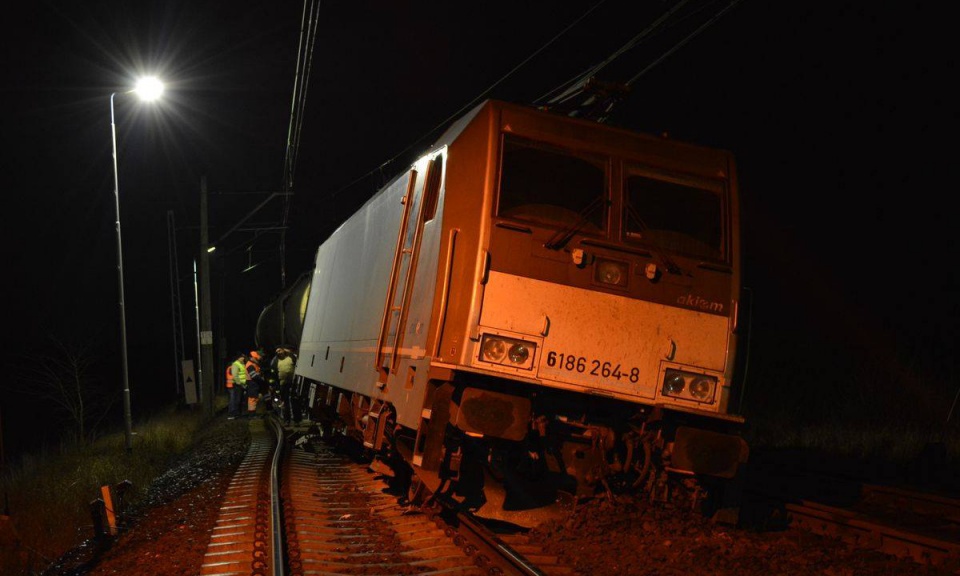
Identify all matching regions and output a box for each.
[1,1,955,458]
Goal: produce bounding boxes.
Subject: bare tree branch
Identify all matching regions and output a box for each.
[9,336,117,445]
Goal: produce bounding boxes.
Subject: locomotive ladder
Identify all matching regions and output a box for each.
[376,155,443,378]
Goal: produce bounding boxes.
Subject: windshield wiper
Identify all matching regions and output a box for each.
[625,204,682,275]
[544,196,609,251]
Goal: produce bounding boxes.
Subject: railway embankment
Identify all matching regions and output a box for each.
[4,406,959,576]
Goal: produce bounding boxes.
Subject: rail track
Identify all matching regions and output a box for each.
[785,482,960,567]
[200,416,284,576]
[197,416,960,574]
[198,415,572,576]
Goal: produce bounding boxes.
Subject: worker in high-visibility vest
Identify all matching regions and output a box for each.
[227,353,247,419]
[245,351,264,417]
[275,347,301,425]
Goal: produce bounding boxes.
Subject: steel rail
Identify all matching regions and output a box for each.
[453,510,547,576]
[859,483,960,522]
[267,415,286,576]
[200,419,279,576]
[786,498,960,566]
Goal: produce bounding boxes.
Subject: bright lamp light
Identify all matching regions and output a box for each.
[134,76,164,101]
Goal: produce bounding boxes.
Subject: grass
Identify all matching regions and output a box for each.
[0,400,226,576]
[740,338,960,473]
[749,417,958,461]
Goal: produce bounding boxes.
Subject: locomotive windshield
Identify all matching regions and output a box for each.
[624,171,724,262]
[497,134,726,263]
[497,135,607,233]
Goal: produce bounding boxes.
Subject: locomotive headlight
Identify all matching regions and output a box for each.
[595,258,628,288]
[481,338,507,362]
[479,334,536,370]
[689,377,715,400]
[508,342,530,364]
[661,369,717,404]
[664,372,686,395]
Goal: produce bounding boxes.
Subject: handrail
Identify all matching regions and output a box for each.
[389,157,441,370]
[432,228,458,358]
[375,170,417,372]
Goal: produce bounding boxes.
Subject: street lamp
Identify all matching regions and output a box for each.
[110,76,164,452]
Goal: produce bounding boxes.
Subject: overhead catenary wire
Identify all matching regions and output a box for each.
[537,0,744,123]
[284,0,321,191]
[279,0,321,288]
[589,0,745,123]
[322,0,744,226]
[208,1,320,281]
[323,0,609,202]
[626,0,743,89]
[534,0,694,107]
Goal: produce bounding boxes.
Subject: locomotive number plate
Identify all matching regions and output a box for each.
[544,351,640,383]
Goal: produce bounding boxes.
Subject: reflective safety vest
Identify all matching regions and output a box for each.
[245,359,262,381]
[232,359,248,387]
[225,365,234,388]
[277,356,295,384]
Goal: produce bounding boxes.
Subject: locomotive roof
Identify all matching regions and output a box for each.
[328,99,733,243]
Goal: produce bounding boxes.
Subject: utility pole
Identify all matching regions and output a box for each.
[199,176,215,416]
[167,211,186,398]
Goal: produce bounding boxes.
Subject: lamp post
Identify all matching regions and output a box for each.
[110,76,164,452]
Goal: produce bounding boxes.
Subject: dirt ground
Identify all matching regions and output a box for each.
[527,493,957,576]
[44,419,959,576]
[42,417,250,576]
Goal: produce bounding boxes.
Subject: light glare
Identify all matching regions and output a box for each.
[134,76,164,101]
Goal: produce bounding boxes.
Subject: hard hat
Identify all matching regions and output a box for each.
[250,351,261,360]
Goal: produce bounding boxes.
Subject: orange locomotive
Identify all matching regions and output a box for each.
[285,100,749,522]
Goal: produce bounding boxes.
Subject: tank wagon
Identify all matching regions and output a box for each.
[255,271,312,352]
[295,100,748,520]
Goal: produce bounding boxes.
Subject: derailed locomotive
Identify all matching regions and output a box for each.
[293,100,748,521]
